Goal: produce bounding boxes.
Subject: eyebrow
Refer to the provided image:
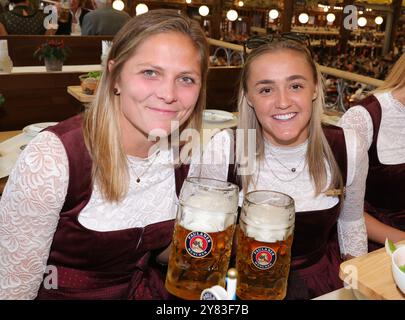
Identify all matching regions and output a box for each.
[254,75,309,87]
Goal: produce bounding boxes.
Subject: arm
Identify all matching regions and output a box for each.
[0,22,7,35]
[338,105,373,151]
[337,128,369,259]
[364,211,405,245]
[0,132,69,299]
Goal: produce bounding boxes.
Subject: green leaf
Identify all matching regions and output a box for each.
[399,265,405,273]
[387,239,397,254]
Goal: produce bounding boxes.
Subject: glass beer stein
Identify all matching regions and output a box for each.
[236,190,295,300]
[165,177,239,300]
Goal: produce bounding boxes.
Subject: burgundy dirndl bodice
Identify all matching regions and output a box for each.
[285,125,347,300]
[36,115,189,300]
[358,95,405,251]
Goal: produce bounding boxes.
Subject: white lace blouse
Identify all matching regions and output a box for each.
[338,91,405,164]
[248,129,368,259]
[0,130,230,300]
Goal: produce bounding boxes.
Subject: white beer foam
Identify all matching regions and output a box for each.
[242,205,294,242]
[181,207,235,233]
[180,191,236,233]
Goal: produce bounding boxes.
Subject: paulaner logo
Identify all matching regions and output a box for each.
[185,231,213,258]
[252,247,277,270]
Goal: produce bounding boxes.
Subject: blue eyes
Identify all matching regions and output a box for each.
[141,70,195,84]
[143,70,157,77]
[180,77,195,85]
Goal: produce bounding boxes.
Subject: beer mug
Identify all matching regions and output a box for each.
[165,177,239,300]
[236,190,295,300]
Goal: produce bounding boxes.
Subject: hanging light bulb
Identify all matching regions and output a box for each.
[185,0,191,3]
[238,1,244,6]
[358,17,367,27]
[269,9,279,20]
[112,0,124,11]
[226,9,238,21]
[375,16,383,25]
[298,13,309,24]
[135,3,148,15]
[326,13,336,23]
[199,5,209,17]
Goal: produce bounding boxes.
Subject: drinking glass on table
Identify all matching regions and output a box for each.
[236,190,295,300]
[165,177,239,300]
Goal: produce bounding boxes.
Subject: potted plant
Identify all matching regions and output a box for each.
[34,39,70,72]
[79,71,102,95]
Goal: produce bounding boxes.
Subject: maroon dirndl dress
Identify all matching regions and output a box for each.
[285,125,347,300]
[357,95,405,252]
[36,115,189,299]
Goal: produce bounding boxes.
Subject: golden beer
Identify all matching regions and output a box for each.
[236,224,294,300]
[165,177,239,300]
[235,190,295,300]
[165,222,235,300]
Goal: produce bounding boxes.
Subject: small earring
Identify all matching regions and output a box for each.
[113,88,120,96]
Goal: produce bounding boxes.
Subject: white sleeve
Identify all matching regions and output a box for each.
[0,131,69,299]
[338,105,373,150]
[188,129,232,181]
[337,128,368,257]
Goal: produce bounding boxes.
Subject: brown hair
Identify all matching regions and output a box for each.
[83,9,209,202]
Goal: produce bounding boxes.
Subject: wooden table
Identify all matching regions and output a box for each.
[67,85,94,104]
[0,130,22,143]
[339,240,405,300]
[0,130,22,194]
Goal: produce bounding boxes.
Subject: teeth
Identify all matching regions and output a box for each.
[273,113,296,120]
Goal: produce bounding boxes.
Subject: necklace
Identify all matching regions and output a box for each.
[263,152,306,182]
[132,150,160,183]
[267,149,306,173]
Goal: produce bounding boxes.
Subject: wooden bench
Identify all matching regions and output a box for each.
[0,71,84,130]
[0,35,113,66]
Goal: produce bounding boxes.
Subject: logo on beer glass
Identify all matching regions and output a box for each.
[252,247,277,270]
[185,231,213,258]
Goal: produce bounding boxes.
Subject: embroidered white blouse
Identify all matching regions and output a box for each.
[0,128,367,299]
[338,91,405,165]
[0,130,230,299]
[249,129,368,259]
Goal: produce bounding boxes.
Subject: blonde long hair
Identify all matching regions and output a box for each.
[237,40,343,195]
[373,52,405,93]
[83,9,209,202]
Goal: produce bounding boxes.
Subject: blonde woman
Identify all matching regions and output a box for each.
[236,35,368,299]
[0,9,209,299]
[339,53,405,251]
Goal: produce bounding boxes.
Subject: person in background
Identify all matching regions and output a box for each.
[57,0,90,35]
[0,9,209,300]
[339,52,405,251]
[234,35,368,299]
[81,0,129,36]
[0,0,56,35]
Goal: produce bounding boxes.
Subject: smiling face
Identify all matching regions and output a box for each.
[245,49,318,147]
[113,31,202,150]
